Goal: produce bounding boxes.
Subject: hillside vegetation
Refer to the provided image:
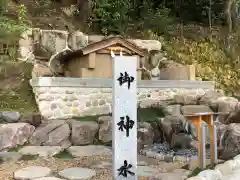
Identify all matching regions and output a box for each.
[0,0,240,112]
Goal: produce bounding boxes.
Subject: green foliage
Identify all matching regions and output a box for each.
[20,154,39,161]
[0,3,29,39]
[53,150,74,159]
[0,0,7,14]
[137,107,164,122]
[91,0,132,34]
[89,0,235,35]
[162,0,224,24]
[0,62,38,112]
[91,0,173,35]
[163,36,240,92]
[7,145,24,152]
[137,1,174,34]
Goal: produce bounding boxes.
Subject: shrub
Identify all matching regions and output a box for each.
[91,0,174,35]
[163,37,239,93]
[91,0,132,34]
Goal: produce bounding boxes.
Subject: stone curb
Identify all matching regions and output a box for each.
[186,154,240,180]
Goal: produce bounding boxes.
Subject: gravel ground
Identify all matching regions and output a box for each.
[0,155,185,180]
[149,143,211,158]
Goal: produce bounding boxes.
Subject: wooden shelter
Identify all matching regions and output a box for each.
[57,37,148,79]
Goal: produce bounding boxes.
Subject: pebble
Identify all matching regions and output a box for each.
[143,143,211,161]
[14,166,52,179]
[58,167,96,179]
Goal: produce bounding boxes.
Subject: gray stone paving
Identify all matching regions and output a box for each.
[0,152,22,162]
[13,166,52,180]
[58,167,96,180]
[9,145,195,180]
[19,146,63,157]
[34,177,64,180]
[68,145,112,157]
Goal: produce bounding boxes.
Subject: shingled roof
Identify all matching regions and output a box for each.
[59,36,148,62]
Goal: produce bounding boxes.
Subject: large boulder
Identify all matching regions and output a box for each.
[137,122,154,147]
[1,111,21,123]
[174,91,205,105]
[70,120,99,145]
[199,90,225,107]
[215,121,228,148]
[138,99,163,108]
[18,29,34,62]
[29,120,71,148]
[171,133,194,149]
[224,107,240,124]
[137,139,144,153]
[216,97,239,124]
[162,104,181,116]
[19,113,42,127]
[97,116,112,144]
[150,119,164,144]
[0,123,35,151]
[159,59,183,68]
[131,39,162,51]
[219,123,240,160]
[160,115,188,143]
[32,62,53,78]
[217,97,239,112]
[181,105,212,115]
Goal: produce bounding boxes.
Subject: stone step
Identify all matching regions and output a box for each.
[58,167,96,180]
[18,146,63,157]
[67,145,112,157]
[14,166,52,180]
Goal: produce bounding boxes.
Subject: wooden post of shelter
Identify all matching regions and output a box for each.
[185,112,218,168]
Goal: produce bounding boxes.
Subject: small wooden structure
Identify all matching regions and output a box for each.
[185,112,218,168]
[57,37,148,79]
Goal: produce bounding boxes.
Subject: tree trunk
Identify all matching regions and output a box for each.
[77,0,92,22]
[231,1,238,31]
[225,0,234,33]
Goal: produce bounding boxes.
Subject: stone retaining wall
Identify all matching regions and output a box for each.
[30,77,214,119]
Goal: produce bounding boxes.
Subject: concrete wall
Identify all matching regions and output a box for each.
[160,65,196,80]
[30,77,214,119]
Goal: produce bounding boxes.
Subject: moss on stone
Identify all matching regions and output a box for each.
[53,150,74,159]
